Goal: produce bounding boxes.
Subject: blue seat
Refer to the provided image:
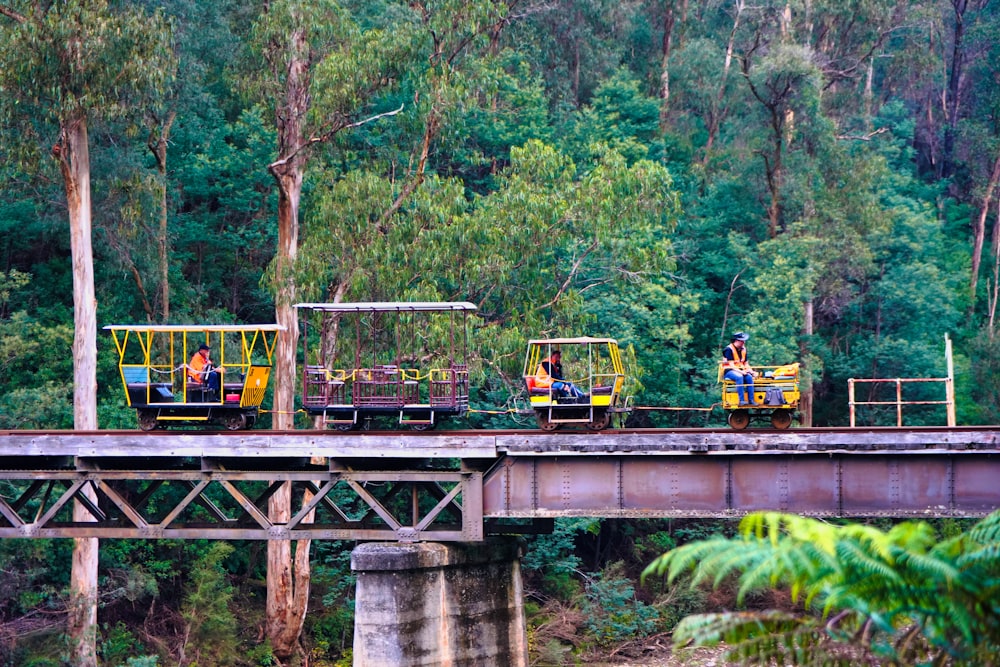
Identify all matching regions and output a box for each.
[122,367,149,383]
[123,367,174,403]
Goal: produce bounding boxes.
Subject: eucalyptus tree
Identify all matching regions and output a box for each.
[0,3,174,664]
[244,0,521,657]
[298,140,680,396]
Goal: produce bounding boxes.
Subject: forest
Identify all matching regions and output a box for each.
[2,0,1000,665]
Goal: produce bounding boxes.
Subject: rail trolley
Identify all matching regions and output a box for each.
[719,362,801,429]
[522,337,629,431]
[296,301,476,430]
[105,323,282,430]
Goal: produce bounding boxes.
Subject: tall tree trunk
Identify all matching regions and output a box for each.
[658,0,676,128]
[57,115,99,667]
[148,111,175,322]
[971,149,1000,305]
[271,167,302,433]
[988,196,1000,335]
[266,23,310,661]
[703,0,743,162]
[943,0,968,178]
[266,483,312,659]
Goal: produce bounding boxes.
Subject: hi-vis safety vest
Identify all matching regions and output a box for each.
[723,343,749,371]
[188,353,210,384]
[535,359,556,388]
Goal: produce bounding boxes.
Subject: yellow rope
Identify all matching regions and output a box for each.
[468,407,520,415]
[631,404,721,412]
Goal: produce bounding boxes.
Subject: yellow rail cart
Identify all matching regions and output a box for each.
[522,337,629,431]
[104,323,282,430]
[719,362,800,429]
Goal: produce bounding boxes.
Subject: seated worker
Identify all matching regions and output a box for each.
[723,332,759,406]
[187,343,224,396]
[535,349,585,398]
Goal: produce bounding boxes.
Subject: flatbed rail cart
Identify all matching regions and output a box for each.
[719,362,800,429]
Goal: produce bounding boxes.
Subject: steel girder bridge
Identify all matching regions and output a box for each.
[0,427,997,541]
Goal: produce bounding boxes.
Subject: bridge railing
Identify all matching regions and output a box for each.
[847,376,956,427]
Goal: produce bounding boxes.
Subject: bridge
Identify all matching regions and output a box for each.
[3,427,999,666]
[0,427,997,541]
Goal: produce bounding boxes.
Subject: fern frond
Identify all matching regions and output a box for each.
[675,609,869,667]
[834,537,902,584]
[967,509,1000,544]
[884,519,938,553]
[895,549,961,591]
[955,542,1000,570]
[642,535,733,582]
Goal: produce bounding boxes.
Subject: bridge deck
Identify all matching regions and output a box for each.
[1,426,997,458]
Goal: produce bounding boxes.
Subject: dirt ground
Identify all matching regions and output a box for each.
[582,645,733,666]
[571,636,736,667]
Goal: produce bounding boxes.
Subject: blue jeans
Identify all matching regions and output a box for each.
[725,370,755,404]
[552,380,584,398]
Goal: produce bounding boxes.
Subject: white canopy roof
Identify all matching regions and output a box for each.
[527,337,618,345]
[103,324,284,332]
[295,301,477,312]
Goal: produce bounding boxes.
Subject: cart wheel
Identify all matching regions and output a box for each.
[409,422,436,431]
[727,409,750,430]
[333,422,356,432]
[137,410,159,432]
[586,412,611,431]
[771,409,792,430]
[223,412,247,431]
[535,411,560,431]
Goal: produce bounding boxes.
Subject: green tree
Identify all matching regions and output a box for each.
[176,543,238,667]
[0,3,174,664]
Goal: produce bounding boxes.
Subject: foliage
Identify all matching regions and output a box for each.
[0,0,175,142]
[580,561,659,647]
[176,542,239,666]
[643,511,1000,666]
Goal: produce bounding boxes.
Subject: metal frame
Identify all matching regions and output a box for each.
[296,302,475,429]
[0,458,483,541]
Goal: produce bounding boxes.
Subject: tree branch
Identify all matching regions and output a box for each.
[539,238,599,310]
[267,104,404,177]
[835,127,888,141]
[0,5,27,22]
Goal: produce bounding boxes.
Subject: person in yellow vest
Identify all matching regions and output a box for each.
[535,349,584,399]
[723,332,759,406]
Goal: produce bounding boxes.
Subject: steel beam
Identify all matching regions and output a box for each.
[482,452,1000,518]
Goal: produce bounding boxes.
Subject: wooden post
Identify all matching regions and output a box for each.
[945,333,956,427]
[896,379,903,427]
[848,379,856,427]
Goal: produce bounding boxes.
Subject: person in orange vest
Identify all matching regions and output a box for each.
[723,332,759,406]
[535,349,584,398]
[188,343,224,396]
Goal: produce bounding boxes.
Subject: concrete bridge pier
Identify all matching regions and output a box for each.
[351,539,528,666]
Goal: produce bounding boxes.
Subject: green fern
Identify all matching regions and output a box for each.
[644,510,1000,666]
